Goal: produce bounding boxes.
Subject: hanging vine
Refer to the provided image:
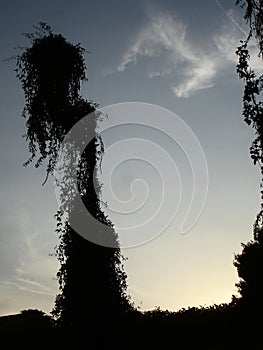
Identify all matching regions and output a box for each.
[236,0,263,240]
[15,23,132,328]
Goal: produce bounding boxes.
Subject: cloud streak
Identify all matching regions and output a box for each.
[0,204,58,313]
[112,10,261,98]
[117,15,187,73]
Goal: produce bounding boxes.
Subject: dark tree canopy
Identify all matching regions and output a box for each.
[235,0,263,239]
[234,0,263,313]
[16,23,94,174]
[15,23,132,339]
[9,14,263,349]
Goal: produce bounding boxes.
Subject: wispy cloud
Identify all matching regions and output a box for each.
[213,10,262,74]
[13,227,58,297]
[0,204,58,313]
[112,14,223,97]
[110,8,261,98]
[172,56,217,98]
[215,0,248,36]
[117,15,186,73]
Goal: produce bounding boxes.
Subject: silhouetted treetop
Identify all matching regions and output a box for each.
[15,22,95,174]
[234,231,263,285]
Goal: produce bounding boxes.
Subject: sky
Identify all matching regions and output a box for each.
[0,0,262,315]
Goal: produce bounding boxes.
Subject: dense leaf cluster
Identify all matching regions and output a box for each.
[15,22,90,174]
[236,0,263,238]
[235,0,263,314]
[16,23,132,334]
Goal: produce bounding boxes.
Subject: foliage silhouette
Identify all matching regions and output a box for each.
[234,231,263,310]
[235,0,263,239]
[15,22,132,342]
[234,0,263,319]
[7,7,263,347]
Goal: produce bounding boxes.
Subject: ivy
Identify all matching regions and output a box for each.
[16,23,132,329]
[236,1,263,240]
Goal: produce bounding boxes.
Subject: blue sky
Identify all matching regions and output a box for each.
[0,0,262,315]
